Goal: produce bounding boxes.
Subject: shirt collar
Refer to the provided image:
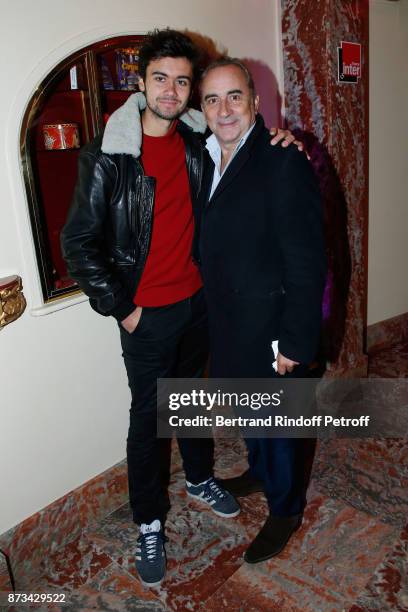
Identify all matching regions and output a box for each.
[205,121,256,174]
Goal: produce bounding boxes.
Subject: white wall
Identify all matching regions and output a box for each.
[0,0,283,534]
[368,0,408,325]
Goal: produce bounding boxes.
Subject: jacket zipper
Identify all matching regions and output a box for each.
[131,171,142,263]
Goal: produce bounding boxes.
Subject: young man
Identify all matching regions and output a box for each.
[61,30,298,586]
[197,58,327,563]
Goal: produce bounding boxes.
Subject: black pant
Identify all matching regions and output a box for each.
[119,288,214,525]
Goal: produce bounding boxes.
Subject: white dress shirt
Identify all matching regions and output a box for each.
[205,122,256,199]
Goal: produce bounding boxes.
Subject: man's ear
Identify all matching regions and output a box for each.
[254,95,260,114]
[138,77,145,92]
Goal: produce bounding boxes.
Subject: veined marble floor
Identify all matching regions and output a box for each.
[5,343,408,611]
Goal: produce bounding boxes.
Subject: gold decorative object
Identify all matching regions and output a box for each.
[0,276,27,328]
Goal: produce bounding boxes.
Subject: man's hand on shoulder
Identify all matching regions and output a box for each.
[269,128,310,159]
[277,352,299,375]
[121,306,143,334]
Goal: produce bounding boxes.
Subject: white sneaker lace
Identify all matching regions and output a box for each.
[142,532,160,562]
[205,478,226,500]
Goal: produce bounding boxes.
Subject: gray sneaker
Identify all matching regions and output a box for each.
[186,477,240,517]
[135,520,166,587]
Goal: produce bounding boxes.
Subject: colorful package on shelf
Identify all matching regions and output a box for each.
[69,63,85,90]
[100,56,114,90]
[116,47,140,90]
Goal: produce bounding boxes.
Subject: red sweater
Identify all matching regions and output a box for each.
[134,121,202,306]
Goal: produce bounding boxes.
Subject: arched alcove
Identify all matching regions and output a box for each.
[20,35,145,302]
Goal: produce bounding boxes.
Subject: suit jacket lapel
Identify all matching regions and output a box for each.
[208,148,251,203]
[206,115,264,204]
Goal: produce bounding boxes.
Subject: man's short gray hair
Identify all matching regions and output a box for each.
[200,57,256,98]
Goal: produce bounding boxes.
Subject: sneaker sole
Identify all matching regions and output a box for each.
[140,576,164,588]
[186,491,240,517]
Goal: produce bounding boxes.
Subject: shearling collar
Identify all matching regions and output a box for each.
[101,92,207,156]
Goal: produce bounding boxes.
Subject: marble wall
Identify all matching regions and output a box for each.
[367,312,408,355]
[281,0,369,376]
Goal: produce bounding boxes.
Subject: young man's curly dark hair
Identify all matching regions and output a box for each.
[138,28,201,82]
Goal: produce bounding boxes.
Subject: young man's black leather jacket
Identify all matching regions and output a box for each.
[61,93,206,322]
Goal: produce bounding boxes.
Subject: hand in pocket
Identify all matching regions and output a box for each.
[121,306,143,334]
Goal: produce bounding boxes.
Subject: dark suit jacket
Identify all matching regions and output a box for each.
[196,115,327,365]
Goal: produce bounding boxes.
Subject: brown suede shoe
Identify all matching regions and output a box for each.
[244,514,303,563]
[216,469,264,497]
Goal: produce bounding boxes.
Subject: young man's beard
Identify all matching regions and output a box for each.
[144,91,188,121]
[145,97,187,121]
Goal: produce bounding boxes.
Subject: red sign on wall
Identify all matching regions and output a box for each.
[338,41,361,83]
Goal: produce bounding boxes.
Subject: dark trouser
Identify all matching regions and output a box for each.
[244,366,309,517]
[119,288,214,525]
[206,290,307,517]
[245,438,306,516]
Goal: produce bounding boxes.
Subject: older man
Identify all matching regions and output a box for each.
[197,58,327,563]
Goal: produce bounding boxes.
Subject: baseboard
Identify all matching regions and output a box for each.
[0,459,128,590]
[367,312,408,354]
[0,436,184,591]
